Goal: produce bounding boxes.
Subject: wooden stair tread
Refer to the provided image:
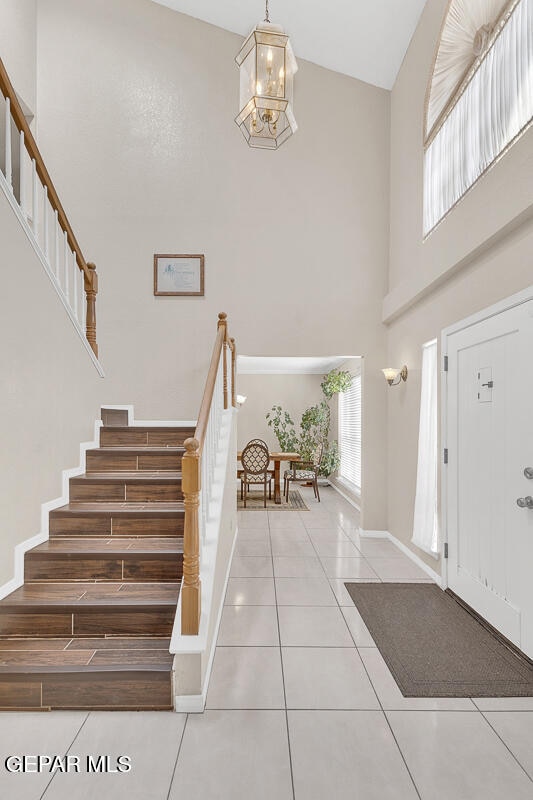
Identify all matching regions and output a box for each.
[52,502,184,514]
[71,472,182,481]
[0,646,173,672]
[0,637,170,651]
[88,447,185,453]
[29,538,183,554]
[1,582,179,606]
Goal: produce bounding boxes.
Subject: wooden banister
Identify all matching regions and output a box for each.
[181,312,237,635]
[0,56,99,357]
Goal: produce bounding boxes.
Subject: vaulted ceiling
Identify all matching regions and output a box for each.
[151,0,429,90]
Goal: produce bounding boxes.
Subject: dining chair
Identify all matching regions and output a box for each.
[240,442,272,507]
[284,441,324,502]
[239,439,275,494]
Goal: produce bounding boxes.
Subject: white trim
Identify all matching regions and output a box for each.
[357,529,443,586]
[0,419,103,600]
[171,409,237,711]
[0,170,105,377]
[329,479,361,511]
[101,404,197,429]
[440,282,533,592]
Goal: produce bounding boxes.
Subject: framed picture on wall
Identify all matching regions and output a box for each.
[153,254,205,296]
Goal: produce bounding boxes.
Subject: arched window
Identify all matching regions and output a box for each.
[423,0,533,236]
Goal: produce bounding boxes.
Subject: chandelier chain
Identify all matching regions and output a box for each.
[264,0,270,23]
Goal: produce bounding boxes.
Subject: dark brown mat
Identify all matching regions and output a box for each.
[345,583,533,697]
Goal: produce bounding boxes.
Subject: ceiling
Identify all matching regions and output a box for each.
[237,356,360,375]
[152,0,428,89]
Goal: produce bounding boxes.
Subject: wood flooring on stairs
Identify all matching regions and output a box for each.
[0,410,193,711]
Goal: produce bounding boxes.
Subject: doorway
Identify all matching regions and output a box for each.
[443,288,533,658]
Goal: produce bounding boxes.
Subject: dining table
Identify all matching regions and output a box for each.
[237,451,300,505]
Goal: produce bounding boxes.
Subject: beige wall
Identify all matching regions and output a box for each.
[387,0,533,568]
[0,0,37,112]
[35,0,391,530]
[0,189,105,587]
[237,373,324,452]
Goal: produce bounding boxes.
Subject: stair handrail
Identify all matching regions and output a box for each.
[181,312,236,635]
[0,56,99,357]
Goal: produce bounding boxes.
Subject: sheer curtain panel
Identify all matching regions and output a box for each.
[412,340,439,557]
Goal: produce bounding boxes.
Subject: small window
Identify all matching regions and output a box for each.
[338,373,361,492]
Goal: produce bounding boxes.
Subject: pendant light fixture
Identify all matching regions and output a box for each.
[235,0,298,149]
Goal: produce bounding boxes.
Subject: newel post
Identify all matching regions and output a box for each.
[218,312,228,410]
[181,437,201,635]
[84,262,99,358]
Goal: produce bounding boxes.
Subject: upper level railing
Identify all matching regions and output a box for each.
[0,57,99,357]
[181,312,236,635]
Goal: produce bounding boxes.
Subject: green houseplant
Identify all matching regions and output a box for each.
[266,369,352,479]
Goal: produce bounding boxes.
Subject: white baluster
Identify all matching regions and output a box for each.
[63,231,69,303]
[72,252,78,321]
[31,159,38,238]
[43,186,49,261]
[5,97,12,190]
[54,211,60,281]
[19,130,26,214]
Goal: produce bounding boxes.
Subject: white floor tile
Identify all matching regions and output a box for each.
[273,556,325,578]
[237,511,270,529]
[43,712,186,800]
[270,539,317,557]
[311,539,361,557]
[207,647,285,709]
[288,710,418,800]
[225,577,276,606]
[275,577,337,606]
[359,647,476,711]
[329,578,362,606]
[234,539,271,556]
[365,556,434,582]
[387,710,533,800]
[352,538,406,558]
[217,606,279,646]
[473,697,533,711]
[230,555,273,578]
[170,711,292,800]
[307,528,350,542]
[320,557,379,580]
[282,647,379,709]
[237,527,271,542]
[268,513,306,530]
[270,529,311,544]
[278,606,354,647]
[341,606,376,647]
[483,712,533,779]
[0,712,86,800]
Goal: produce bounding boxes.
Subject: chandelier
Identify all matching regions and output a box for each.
[234,1,298,149]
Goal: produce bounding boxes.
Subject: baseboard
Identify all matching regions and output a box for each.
[358,529,389,538]
[330,479,361,512]
[0,418,103,601]
[388,534,443,587]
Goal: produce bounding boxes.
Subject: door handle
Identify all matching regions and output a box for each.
[517,496,533,509]
[524,467,533,480]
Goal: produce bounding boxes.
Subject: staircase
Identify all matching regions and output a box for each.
[0,411,194,711]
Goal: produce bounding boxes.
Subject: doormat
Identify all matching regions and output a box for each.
[237,490,309,511]
[344,582,533,697]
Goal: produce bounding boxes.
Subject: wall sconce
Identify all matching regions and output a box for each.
[382,366,408,386]
[236,394,248,406]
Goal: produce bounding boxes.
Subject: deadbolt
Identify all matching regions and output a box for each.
[524,467,533,480]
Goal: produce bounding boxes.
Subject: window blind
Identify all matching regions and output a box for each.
[338,373,361,492]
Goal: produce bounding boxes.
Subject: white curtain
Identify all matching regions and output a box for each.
[424,0,533,235]
[412,339,439,558]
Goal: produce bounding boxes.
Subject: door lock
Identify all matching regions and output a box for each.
[516,496,533,509]
[524,467,533,480]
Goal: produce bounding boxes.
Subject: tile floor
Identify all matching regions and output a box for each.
[2,486,533,799]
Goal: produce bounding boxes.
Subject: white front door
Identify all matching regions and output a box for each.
[446,298,533,657]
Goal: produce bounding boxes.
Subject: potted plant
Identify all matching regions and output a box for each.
[266,369,352,483]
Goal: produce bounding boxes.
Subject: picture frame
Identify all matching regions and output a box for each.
[153,254,205,296]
